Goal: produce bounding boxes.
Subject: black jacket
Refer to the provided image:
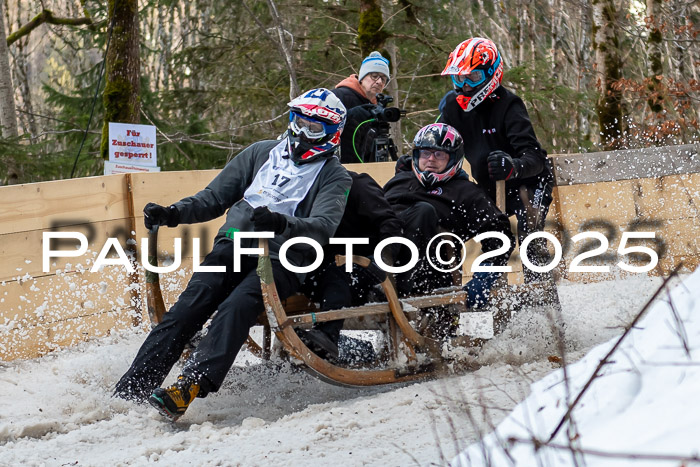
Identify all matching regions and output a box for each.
[384,165,514,264]
[333,85,371,110]
[173,140,352,278]
[332,82,378,164]
[327,171,402,258]
[438,86,553,200]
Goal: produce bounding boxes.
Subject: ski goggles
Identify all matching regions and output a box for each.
[452,70,486,89]
[289,112,338,140]
[451,54,501,89]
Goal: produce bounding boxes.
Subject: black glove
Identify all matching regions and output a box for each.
[487,150,521,180]
[143,203,180,230]
[251,206,287,235]
[348,103,376,123]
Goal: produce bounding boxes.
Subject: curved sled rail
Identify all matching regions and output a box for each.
[145,225,166,325]
[334,254,436,355]
[256,238,439,386]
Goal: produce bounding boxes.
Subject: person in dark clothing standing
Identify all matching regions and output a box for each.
[300,170,402,359]
[438,37,554,283]
[384,123,514,314]
[113,88,352,421]
[332,51,392,163]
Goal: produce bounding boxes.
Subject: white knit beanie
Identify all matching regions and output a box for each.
[358,51,390,83]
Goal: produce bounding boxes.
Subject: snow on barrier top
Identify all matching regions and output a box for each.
[551,144,700,185]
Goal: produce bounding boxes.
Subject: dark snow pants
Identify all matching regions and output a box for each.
[394,202,454,296]
[394,201,508,309]
[115,239,299,400]
[505,179,554,283]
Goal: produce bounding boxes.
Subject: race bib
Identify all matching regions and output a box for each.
[244,140,326,216]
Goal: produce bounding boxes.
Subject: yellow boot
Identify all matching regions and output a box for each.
[149,375,200,421]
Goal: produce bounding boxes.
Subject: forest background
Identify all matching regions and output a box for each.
[0,0,697,184]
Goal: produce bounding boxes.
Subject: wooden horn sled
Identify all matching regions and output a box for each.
[145,229,534,387]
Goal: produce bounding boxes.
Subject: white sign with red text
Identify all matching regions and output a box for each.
[107,122,158,169]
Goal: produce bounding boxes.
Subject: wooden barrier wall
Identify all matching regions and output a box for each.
[349,144,700,284]
[1,144,698,360]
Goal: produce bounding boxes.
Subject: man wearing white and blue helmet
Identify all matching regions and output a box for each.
[115,88,352,421]
[287,88,347,164]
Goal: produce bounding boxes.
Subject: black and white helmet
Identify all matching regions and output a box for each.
[411,123,465,187]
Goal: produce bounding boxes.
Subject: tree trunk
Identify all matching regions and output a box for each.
[180,1,194,89]
[0,0,18,139]
[144,3,156,91]
[12,32,38,140]
[577,0,593,145]
[528,1,536,82]
[100,0,141,160]
[358,0,388,56]
[592,0,624,149]
[517,0,527,66]
[157,2,172,91]
[0,0,19,184]
[385,33,402,156]
[645,0,663,113]
[550,0,561,148]
[169,5,179,90]
[267,0,299,99]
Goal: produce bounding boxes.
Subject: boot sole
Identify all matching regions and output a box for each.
[148,394,182,422]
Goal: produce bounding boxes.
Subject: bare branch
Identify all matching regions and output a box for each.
[509,436,700,463]
[402,52,424,108]
[35,129,100,138]
[548,263,683,442]
[266,0,299,98]
[664,288,691,357]
[313,69,352,80]
[241,1,299,100]
[141,109,196,169]
[390,33,446,53]
[395,72,442,80]
[7,9,93,46]
[378,5,410,33]
[315,14,358,33]
[15,108,74,126]
[405,108,439,118]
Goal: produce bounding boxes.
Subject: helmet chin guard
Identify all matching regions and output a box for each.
[286,88,347,164]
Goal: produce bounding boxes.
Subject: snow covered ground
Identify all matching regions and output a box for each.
[455,267,700,466]
[0,272,692,466]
